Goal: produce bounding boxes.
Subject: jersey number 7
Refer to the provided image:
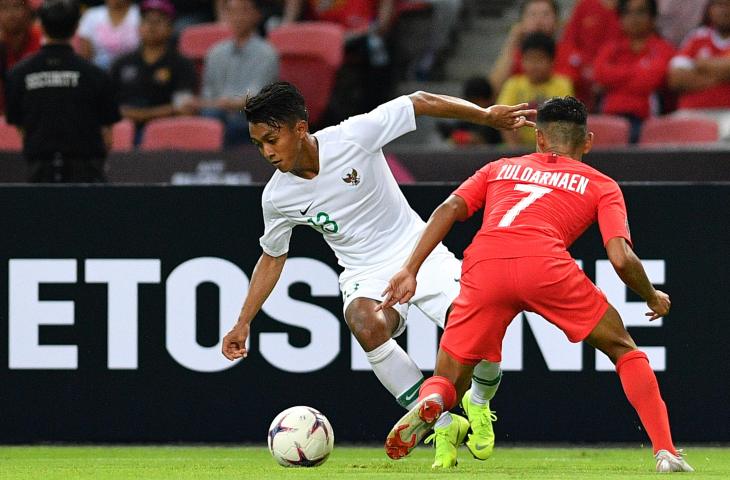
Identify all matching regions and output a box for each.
[498,183,553,227]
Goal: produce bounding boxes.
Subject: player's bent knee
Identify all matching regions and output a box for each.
[345,301,396,351]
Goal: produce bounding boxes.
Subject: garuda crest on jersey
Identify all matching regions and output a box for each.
[342,168,360,186]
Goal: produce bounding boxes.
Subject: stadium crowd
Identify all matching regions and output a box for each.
[1,0,730,181]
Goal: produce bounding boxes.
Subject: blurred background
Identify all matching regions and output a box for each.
[1,0,729,182]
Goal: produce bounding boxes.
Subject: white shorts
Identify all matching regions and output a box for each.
[340,248,462,337]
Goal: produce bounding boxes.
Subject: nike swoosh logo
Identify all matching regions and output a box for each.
[299,201,314,216]
[474,443,491,450]
[404,390,418,402]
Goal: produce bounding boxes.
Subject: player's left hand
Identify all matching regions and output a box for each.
[376,268,417,311]
[484,103,536,130]
[646,289,671,321]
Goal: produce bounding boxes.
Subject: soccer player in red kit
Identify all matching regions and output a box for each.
[378,96,694,473]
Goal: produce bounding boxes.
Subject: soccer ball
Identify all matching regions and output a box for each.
[267,406,334,467]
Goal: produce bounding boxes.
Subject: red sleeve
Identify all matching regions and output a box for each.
[592,41,633,87]
[558,0,586,57]
[452,162,493,218]
[624,39,676,93]
[597,180,633,247]
[675,34,700,59]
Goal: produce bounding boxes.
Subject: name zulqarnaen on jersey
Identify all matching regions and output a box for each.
[495,164,590,195]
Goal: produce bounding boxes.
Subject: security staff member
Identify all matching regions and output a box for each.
[4,0,120,182]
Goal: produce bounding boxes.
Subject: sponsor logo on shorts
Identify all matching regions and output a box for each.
[343,283,360,300]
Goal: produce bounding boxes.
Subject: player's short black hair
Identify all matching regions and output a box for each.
[519,0,559,17]
[38,0,80,40]
[243,82,309,128]
[520,32,556,58]
[463,76,494,101]
[618,0,658,18]
[536,96,588,147]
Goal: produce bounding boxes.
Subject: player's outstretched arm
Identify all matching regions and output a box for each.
[605,237,670,321]
[378,195,468,310]
[221,252,287,360]
[408,91,536,130]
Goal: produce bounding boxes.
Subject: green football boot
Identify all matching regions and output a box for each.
[461,389,497,460]
[424,414,470,468]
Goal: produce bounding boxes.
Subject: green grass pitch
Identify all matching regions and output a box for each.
[1,446,729,479]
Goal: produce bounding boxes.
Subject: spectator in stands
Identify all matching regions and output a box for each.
[490,0,561,92]
[77,0,141,70]
[191,0,278,146]
[281,0,397,121]
[401,0,463,81]
[439,76,502,146]
[4,0,121,182]
[668,0,730,140]
[593,0,675,143]
[656,0,710,47]
[0,0,42,115]
[497,32,573,147]
[110,0,197,144]
[557,0,621,109]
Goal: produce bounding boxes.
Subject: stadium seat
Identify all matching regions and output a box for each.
[639,115,719,145]
[111,119,135,152]
[179,22,232,63]
[268,22,345,126]
[178,22,232,84]
[140,116,224,151]
[587,115,631,147]
[0,117,22,151]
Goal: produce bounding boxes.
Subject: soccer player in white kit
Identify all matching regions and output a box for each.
[221,82,535,467]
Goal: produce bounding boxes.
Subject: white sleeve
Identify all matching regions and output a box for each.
[340,95,417,152]
[669,55,695,70]
[77,8,97,40]
[259,197,293,257]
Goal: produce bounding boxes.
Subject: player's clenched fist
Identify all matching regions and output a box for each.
[222,322,250,360]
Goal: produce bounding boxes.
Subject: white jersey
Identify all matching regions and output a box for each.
[259,96,440,285]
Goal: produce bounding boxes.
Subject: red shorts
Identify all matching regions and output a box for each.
[441,256,609,364]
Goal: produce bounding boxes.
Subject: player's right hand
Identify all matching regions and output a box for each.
[376,268,417,311]
[484,103,536,130]
[222,322,250,360]
[646,290,670,321]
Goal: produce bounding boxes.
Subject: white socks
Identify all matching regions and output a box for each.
[365,338,458,434]
[434,412,453,429]
[470,360,502,405]
[366,339,424,409]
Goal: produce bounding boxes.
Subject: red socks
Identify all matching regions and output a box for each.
[418,376,457,410]
[616,350,676,454]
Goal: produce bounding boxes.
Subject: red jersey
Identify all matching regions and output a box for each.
[453,153,631,269]
[670,27,730,109]
[556,0,621,105]
[0,24,43,114]
[306,0,376,32]
[593,33,676,119]
[3,24,43,71]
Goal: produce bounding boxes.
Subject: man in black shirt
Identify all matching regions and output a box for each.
[4,0,120,182]
[110,0,197,144]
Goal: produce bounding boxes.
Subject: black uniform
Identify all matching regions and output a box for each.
[4,43,121,182]
[111,48,196,109]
